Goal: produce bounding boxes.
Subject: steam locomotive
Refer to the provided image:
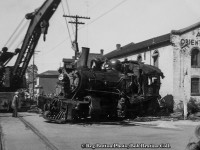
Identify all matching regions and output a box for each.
[43,47,164,122]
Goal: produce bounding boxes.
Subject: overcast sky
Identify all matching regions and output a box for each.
[1,0,200,73]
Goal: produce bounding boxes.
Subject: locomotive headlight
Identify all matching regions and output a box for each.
[58,74,64,81]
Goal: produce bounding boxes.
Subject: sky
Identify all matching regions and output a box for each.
[1,0,200,73]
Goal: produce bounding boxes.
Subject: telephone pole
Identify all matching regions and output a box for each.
[63,15,90,60]
[32,51,39,100]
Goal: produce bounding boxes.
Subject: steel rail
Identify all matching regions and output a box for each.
[18,117,60,150]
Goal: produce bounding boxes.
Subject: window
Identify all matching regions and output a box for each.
[137,54,142,63]
[144,52,146,60]
[191,48,200,68]
[152,50,159,68]
[191,78,200,96]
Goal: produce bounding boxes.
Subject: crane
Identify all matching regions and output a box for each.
[0,0,61,92]
[0,0,62,111]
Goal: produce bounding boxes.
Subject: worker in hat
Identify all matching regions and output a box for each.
[11,91,19,117]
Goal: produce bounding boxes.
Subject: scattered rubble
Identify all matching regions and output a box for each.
[27,105,42,114]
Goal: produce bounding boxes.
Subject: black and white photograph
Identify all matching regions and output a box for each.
[1,0,200,150]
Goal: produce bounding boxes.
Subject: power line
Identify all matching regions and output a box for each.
[88,0,128,25]
[63,15,90,59]
[42,0,128,55]
[64,0,75,34]
[61,0,73,43]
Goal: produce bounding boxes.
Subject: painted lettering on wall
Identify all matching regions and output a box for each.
[180,39,200,46]
[196,32,200,37]
[180,32,200,47]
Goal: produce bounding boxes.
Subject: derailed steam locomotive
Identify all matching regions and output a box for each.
[43,47,164,122]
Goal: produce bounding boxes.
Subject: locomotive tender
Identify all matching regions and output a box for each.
[43,47,164,122]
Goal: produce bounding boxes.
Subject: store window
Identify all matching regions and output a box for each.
[191,48,200,68]
[152,50,159,68]
[191,77,200,96]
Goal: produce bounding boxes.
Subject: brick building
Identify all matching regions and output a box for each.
[104,21,200,106]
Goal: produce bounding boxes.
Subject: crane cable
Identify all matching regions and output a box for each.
[42,0,128,56]
[8,20,29,49]
[4,17,25,48]
[64,0,75,35]
[61,0,73,44]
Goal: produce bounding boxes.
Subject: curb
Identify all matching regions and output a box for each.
[0,123,5,150]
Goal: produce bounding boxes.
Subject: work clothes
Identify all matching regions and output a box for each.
[12,94,19,117]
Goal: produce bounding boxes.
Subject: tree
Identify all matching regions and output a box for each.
[26,64,38,86]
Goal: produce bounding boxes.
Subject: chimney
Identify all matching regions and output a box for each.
[116,44,121,50]
[100,49,104,55]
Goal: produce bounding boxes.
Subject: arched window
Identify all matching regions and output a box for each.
[191,77,200,95]
[137,54,142,63]
[152,50,159,67]
[191,48,200,68]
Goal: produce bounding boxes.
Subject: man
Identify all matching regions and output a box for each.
[12,92,19,117]
[101,58,111,70]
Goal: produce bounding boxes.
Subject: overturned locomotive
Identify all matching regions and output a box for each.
[43,47,164,122]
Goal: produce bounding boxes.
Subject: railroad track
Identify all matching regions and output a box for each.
[18,117,60,150]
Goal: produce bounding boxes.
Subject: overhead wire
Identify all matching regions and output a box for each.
[88,0,128,25]
[87,0,103,12]
[61,0,73,44]
[8,20,29,49]
[4,17,26,48]
[41,0,128,55]
[64,0,75,34]
[39,0,74,56]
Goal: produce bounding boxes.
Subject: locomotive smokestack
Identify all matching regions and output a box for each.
[77,47,90,68]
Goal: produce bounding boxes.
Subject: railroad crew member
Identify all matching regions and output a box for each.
[90,58,102,71]
[11,91,19,117]
[101,58,111,70]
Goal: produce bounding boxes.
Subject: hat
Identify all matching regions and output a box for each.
[15,92,19,95]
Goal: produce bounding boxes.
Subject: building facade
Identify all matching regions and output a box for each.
[36,70,59,96]
[104,22,200,106]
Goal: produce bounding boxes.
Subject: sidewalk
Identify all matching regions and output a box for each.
[0,113,47,150]
[131,118,200,129]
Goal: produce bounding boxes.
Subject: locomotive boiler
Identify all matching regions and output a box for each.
[43,47,164,123]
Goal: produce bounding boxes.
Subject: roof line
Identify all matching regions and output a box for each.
[171,22,200,35]
[104,33,170,59]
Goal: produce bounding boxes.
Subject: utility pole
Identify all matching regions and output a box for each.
[63,15,90,60]
[32,51,39,101]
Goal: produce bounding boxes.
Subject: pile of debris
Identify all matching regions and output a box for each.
[27,105,42,114]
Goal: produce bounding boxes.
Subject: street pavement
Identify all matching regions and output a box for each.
[0,112,200,150]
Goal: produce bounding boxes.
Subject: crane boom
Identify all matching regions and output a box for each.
[0,0,61,91]
[13,0,61,78]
